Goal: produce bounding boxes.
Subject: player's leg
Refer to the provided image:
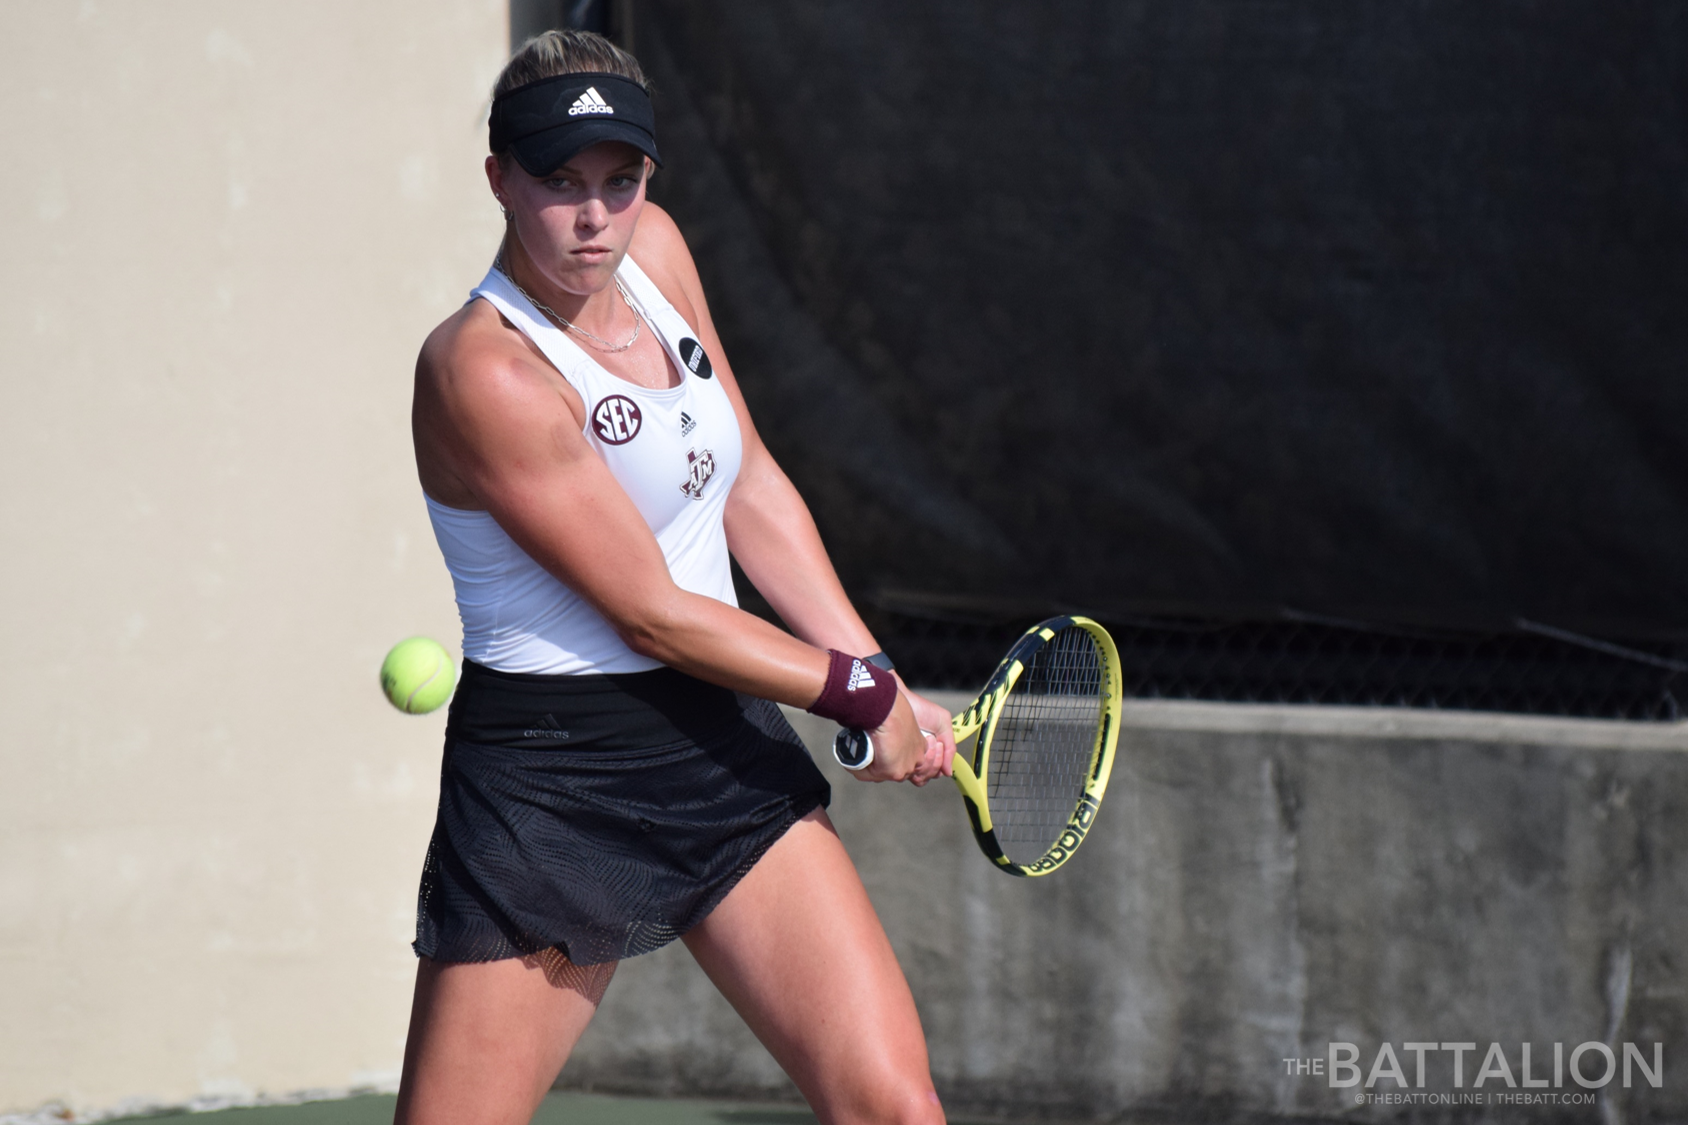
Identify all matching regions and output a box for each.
[392,950,615,1125]
[682,807,946,1125]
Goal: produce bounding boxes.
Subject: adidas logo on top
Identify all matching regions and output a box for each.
[845,659,877,692]
[568,86,615,116]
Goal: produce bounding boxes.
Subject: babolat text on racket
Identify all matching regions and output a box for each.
[833,616,1122,876]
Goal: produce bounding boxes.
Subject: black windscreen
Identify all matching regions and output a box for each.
[634,2,1688,707]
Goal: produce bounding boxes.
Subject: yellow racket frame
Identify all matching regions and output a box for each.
[946,616,1123,876]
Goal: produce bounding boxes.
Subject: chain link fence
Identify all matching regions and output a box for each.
[853,600,1688,722]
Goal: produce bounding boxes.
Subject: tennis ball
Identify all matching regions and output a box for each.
[380,637,456,715]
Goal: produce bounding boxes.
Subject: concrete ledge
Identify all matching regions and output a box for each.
[849,691,1688,750]
[560,700,1686,1123]
[1114,699,1688,751]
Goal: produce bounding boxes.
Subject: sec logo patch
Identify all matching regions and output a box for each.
[592,394,643,444]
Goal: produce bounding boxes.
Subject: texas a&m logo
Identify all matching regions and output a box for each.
[680,448,716,500]
[592,394,642,445]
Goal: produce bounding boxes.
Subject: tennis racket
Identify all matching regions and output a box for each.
[834,616,1122,876]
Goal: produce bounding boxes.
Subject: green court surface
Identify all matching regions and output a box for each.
[108,1091,827,1125]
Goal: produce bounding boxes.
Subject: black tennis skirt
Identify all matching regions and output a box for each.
[414,659,831,967]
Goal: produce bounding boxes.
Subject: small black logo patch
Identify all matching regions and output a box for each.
[680,410,697,437]
[678,338,713,379]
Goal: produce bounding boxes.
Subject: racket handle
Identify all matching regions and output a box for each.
[832,727,875,771]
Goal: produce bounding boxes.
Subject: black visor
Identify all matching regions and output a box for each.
[490,72,661,176]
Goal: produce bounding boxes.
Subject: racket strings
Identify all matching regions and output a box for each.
[985,626,1105,865]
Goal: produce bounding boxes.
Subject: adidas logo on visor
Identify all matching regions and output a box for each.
[845,660,877,692]
[568,86,615,116]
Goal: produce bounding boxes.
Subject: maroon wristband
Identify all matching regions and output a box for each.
[807,649,898,730]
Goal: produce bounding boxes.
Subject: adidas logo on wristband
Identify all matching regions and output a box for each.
[808,649,896,730]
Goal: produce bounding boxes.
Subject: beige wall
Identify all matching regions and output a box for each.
[0,1,507,1114]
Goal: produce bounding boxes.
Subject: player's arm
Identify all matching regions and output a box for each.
[629,206,954,777]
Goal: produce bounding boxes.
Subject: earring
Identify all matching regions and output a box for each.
[498,200,512,221]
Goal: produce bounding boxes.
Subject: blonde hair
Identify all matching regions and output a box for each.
[493,29,648,100]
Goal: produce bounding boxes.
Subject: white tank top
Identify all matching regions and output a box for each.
[426,256,744,674]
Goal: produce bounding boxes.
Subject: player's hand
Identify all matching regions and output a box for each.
[858,692,928,783]
[899,683,955,786]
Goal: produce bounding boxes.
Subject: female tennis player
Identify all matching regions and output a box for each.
[394,29,954,1125]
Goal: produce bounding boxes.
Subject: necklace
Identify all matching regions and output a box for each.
[495,255,642,353]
